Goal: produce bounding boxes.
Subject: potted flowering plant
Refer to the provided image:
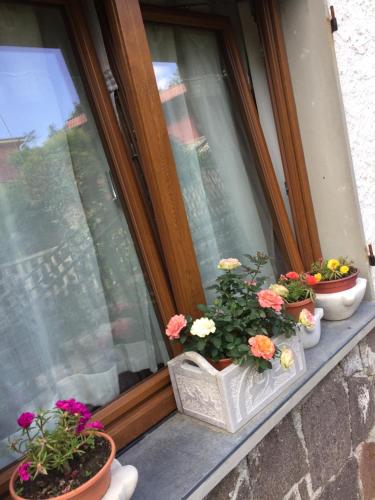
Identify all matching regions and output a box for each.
[310,257,358,293]
[166,253,296,373]
[309,257,366,320]
[9,399,115,500]
[166,253,307,433]
[272,272,316,321]
[297,307,324,349]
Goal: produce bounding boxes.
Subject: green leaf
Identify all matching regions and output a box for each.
[224,333,234,342]
[196,340,206,352]
[211,337,222,349]
[238,344,250,352]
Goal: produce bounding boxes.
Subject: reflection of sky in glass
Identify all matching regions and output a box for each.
[153,61,178,90]
[0,46,79,144]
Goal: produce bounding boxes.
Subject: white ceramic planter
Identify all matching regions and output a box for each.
[168,334,306,433]
[315,277,367,321]
[298,308,324,349]
[102,460,138,500]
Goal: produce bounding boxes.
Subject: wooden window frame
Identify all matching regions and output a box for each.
[0,0,321,495]
[100,0,303,273]
[0,0,177,494]
[254,0,322,268]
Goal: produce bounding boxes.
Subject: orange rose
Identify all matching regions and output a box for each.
[248,335,276,360]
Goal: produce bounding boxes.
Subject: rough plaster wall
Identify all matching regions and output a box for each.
[331,0,375,286]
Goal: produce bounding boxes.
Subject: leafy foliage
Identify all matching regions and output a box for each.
[278,275,315,303]
[310,257,356,281]
[172,253,296,372]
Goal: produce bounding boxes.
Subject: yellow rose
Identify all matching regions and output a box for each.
[269,284,289,298]
[218,258,241,271]
[314,273,322,282]
[280,346,294,370]
[327,259,340,271]
[340,265,349,274]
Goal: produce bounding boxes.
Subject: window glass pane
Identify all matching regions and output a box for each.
[0,3,169,468]
[146,23,283,297]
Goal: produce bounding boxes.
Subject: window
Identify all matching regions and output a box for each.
[0,0,321,491]
[0,0,177,479]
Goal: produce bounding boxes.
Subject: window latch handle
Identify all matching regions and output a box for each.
[369,244,375,266]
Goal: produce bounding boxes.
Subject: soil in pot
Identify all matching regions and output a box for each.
[284,298,315,321]
[14,436,111,499]
[312,270,358,294]
[208,358,232,371]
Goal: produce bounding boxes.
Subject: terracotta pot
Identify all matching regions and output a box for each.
[9,432,116,500]
[208,358,232,371]
[284,298,315,321]
[312,271,358,294]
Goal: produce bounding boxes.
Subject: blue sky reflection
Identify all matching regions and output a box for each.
[0,46,79,144]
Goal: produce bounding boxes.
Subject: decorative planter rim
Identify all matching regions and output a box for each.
[312,270,358,294]
[284,297,314,308]
[9,432,116,500]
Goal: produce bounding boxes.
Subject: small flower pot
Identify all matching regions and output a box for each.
[312,270,358,294]
[298,308,323,349]
[9,432,116,500]
[315,277,367,321]
[284,298,315,321]
[168,334,306,433]
[208,358,232,371]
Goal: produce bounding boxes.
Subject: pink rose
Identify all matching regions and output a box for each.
[257,289,284,312]
[166,314,187,339]
[244,280,257,287]
[249,335,275,360]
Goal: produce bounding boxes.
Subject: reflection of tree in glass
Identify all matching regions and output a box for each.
[2,108,139,330]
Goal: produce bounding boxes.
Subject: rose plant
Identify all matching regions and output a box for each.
[9,399,113,499]
[165,253,296,373]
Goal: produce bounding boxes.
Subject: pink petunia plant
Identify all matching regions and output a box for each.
[10,399,105,483]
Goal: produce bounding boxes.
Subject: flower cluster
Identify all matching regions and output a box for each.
[310,257,356,282]
[10,400,104,483]
[272,271,316,304]
[165,253,296,373]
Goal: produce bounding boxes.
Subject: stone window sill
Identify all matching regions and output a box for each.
[118,302,375,500]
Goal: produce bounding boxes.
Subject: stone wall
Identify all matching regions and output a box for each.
[206,329,375,500]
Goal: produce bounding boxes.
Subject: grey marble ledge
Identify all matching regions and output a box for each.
[118,302,375,500]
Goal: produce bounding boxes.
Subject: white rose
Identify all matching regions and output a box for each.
[217,258,241,271]
[190,318,216,338]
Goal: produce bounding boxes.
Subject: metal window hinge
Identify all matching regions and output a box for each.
[330,5,338,33]
[368,244,375,266]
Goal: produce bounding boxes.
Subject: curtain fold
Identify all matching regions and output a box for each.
[147,24,277,297]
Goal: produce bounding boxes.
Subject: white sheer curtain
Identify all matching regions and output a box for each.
[0,4,168,468]
[147,24,277,296]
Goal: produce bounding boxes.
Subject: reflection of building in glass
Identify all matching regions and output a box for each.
[159,83,202,145]
[0,137,23,182]
[65,113,88,129]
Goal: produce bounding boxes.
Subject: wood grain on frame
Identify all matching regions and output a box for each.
[141,4,303,271]
[255,0,322,268]
[0,0,178,493]
[99,0,207,316]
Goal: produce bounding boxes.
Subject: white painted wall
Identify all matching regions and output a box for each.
[330,0,375,286]
[279,0,373,295]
